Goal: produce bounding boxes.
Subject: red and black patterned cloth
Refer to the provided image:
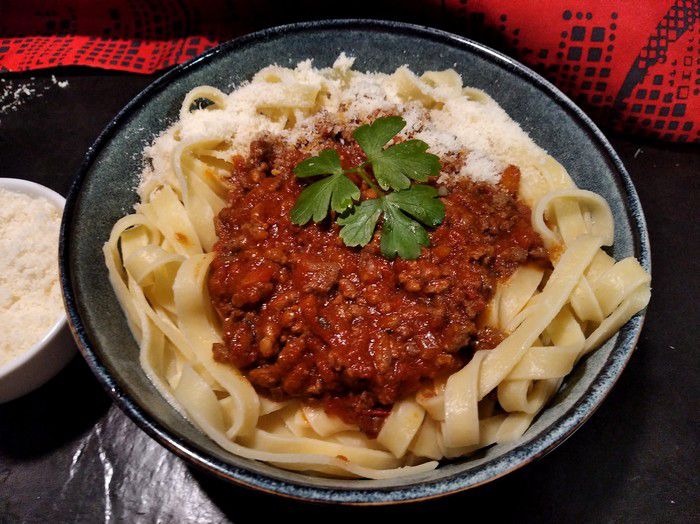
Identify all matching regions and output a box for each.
[0,0,697,142]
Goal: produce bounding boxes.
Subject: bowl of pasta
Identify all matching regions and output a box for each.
[60,20,651,503]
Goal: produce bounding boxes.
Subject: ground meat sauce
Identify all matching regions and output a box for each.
[208,132,548,437]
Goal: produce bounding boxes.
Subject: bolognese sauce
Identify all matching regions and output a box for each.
[208,133,548,437]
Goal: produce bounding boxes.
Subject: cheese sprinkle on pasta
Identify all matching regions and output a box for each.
[0,188,62,367]
[139,54,548,202]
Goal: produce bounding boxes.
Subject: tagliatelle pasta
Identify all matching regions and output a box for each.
[104,56,650,479]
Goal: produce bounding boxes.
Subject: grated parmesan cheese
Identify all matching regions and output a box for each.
[0,189,63,368]
[139,54,549,199]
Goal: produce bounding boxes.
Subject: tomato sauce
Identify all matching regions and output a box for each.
[208,134,548,437]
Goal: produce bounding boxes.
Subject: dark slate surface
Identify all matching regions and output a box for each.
[0,59,698,524]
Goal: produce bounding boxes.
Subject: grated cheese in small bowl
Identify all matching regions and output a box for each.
[0,179,74,402]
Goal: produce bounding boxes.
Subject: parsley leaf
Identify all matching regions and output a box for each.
[337,185,445,259]
[380,185,445,259]
[337,199,383,247]
[293,148,344,178]
[380,202,429,260]
[384,184,445,227]
[373,140,441,190]
[290,173,360,224]
[353,117,440,190]
[352,116,405,157]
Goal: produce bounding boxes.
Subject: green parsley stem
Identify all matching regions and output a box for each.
[347,165,384,195]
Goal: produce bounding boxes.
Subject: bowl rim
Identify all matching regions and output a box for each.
[0,178,68,379]
[59,19,651,504]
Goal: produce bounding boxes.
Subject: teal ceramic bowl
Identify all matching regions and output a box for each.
[60,20,650,504]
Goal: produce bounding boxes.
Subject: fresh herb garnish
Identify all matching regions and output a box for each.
[289,149,361,224]
[290,116,445,259]
[353,116,441,190]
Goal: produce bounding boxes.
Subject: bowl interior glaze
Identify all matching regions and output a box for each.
[60,20,649,504]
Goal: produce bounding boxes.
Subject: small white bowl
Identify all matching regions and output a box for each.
[0,178,75,403]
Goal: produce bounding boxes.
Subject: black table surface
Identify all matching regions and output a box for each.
[1,60,698,524]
